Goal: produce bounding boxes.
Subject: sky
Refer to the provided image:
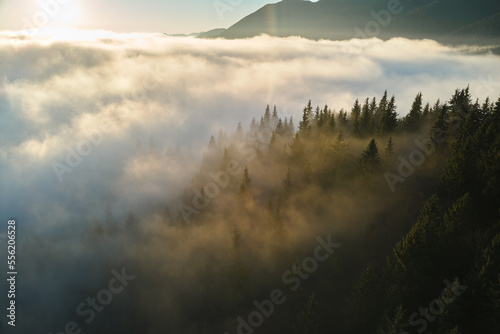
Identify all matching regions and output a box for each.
[0,0,275,34]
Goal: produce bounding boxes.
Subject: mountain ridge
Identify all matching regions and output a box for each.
[198,0,500,45]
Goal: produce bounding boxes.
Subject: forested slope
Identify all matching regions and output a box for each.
[21,87,500,334]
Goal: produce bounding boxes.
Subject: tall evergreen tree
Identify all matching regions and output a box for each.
[208,135,217,149]
[351,99,361,136]
[235,122,244,140]
[220,147,231,170]
[384,137,394,160]
[402,92,423,131]
[272,104,279,127]
[359,138,381,173]
[360,97,373,137]
[375,90,389,126]
[379,95,398,135]
[331,131,349,157]
[299,106,312,137]
[337,109,348,128]
[239,166,252,194]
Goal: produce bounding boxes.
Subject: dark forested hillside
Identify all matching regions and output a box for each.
[164,87,500,333]
[210,0,500,46]
[22,87,500,334]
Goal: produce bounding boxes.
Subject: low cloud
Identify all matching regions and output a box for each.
[0,30,499,230]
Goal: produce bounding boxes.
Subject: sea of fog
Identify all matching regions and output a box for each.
[1,30,499,233]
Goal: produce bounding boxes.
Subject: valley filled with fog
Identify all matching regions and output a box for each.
[1,31,500,333]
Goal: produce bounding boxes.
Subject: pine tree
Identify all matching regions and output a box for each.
[376,304,407,334]
[360,97,373,137]
[379,95,398,135]
[208,135,217,149]
[299,106,312,137]
[283,167,293,194]
[440,129,477,197]
[432,98,442,115]
[331,131,349,157]
[250,117,258,134]
[314,105,321,126]
[446,87,472,139]
[375,90,389,126]
[288,116,295,135]
[269,131,277,149]
[384,137,394,160]
[359,139,381,173]
[264,105,271,124]
[337,109,348,128]
[220,147,231,170]
[470,232,500,333]
[389,194,443,295]
[319,104,330,129]
[370,97,378,115]
[344,264,385,333]
[423,102,431,119]
[272,104,279,127]
[290,133,304,160]
[402,92,423,131]
[430,104,449,146]
[294,293,322,334]
[276,118,284,136]
[235,122,244,140]
[239,166,252,194]
[351,99,361,136]
[327,110,336,133]
[440,193,474,275]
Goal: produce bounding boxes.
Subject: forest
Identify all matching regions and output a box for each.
[22,87,500,334]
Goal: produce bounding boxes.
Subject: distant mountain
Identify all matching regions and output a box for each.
[197,28,227,39]
[163,32,200,37]
[202,0,500,45]
[163,28,227,39]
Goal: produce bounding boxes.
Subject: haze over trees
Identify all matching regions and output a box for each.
[18,86,499,334]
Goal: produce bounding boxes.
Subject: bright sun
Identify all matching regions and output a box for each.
[36,0,82,29]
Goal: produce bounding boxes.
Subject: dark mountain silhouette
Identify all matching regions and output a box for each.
[197,28,227,38]
[202,0,500,45]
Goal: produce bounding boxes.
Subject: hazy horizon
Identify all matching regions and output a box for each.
[0,0,274,34]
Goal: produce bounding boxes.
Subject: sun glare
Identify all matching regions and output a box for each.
[36,0,82,29]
